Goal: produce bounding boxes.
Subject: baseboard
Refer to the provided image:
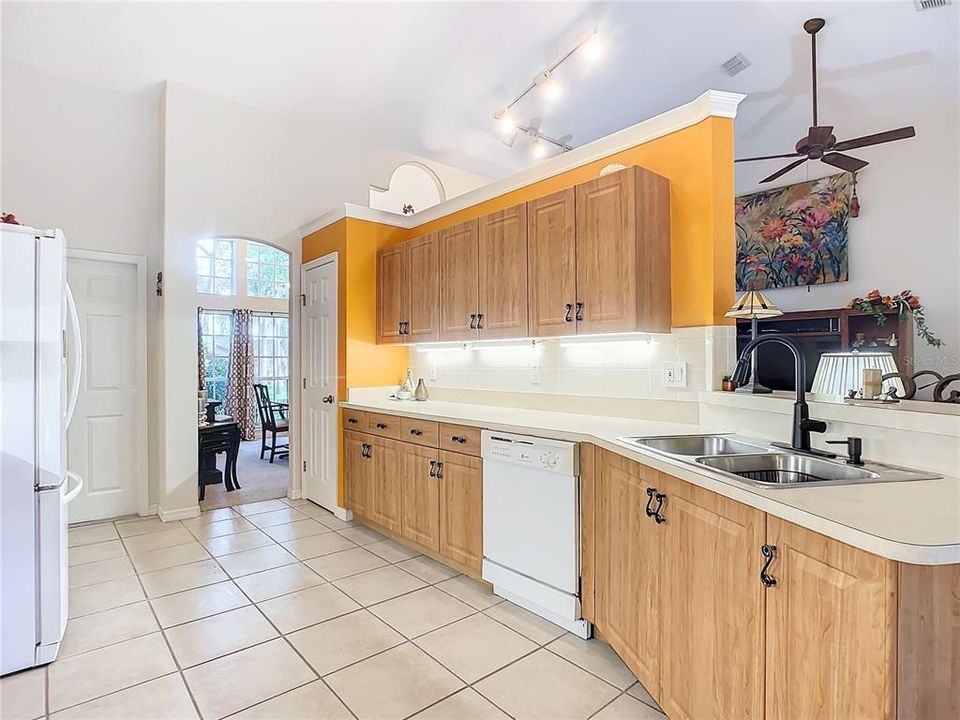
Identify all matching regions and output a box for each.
[288,488,302,500]
[332,506,353,522]
[158,505,201,522]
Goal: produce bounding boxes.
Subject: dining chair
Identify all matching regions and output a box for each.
[253,383,289,463]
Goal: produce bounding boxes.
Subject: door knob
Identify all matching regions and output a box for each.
[322,395,334,404]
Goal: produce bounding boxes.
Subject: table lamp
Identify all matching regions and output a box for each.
[725,290,783,394]
[811,352,904,398]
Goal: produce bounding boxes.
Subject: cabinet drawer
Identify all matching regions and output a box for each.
[439,423,482,456]
[401,417,439,448]
[342,408,367,430]
[367,413,402,439]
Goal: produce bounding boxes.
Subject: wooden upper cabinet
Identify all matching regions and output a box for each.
[477,204,528,339]
[406,234,440,342]
[438,220,480,341]
[376,244,408,344]
[658,472,765,720]
[765,517,897,720]
[438,450,483,571]
[527,189,577,337]
[575,166,670,334]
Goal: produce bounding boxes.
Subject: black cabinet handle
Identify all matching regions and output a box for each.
[653,493,666,524]
[760,544,777,588]
[575,302,584,322]
[429,460,437,477]
[322,395,334,404]
[645,487,657,518]
[402,321,410,335]
[469,313,477,330]
[477,313,484,330]
[361,443,370,458]
[376,422,388,430]
[451,435,467,444]
[397,321,403,335]
[347,418,358,425]
[436,462,444,478]
[410,428,423,437]
[564,303,573,322]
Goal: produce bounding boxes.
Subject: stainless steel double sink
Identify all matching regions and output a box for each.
[616,434,940,488]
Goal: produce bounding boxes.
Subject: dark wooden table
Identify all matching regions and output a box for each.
[198,415,240,500]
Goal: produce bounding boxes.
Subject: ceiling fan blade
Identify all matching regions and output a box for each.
[760,158,808,184]
[832,126,915,152]
[821,152,869,173]
[808,125,834,146]
[735,152,803,163]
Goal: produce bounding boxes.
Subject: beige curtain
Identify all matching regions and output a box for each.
[225,308,256,440]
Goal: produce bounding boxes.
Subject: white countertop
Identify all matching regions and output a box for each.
[342,395,960,565]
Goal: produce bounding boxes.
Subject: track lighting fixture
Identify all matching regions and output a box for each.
[531,139,547,159]
[541,74,561,101]
[497,113,516,134]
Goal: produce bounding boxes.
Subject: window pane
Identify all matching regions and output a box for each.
[213,314,231,334]
[276,357,288,376]
[198,239,214,256]
[197,276,213,294]
[276,317,288,335]
[216,240,233,259]
[214,277,232,295]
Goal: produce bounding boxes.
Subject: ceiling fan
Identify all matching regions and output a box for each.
[736,18,916,184]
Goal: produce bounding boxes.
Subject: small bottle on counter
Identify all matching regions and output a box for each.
[414,378,429,401]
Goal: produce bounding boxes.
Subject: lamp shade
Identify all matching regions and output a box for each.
[811,352,904,397]
[724,290,783,319]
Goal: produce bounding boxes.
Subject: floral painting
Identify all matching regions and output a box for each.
[735,173,851,290]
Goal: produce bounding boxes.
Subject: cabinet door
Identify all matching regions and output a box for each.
[527,189,577,337]
[658,473,765,720]
[407,234,440,342]
[377,244,409,344]
[399,444,440,551]
[343,432,372,518]
[438,450,482,571]
[438,220,479,341]
[575,168,638,334]
[368,437,401,533]
[478,204,528,339]
[766,517,897,720]
[594,450,662,697]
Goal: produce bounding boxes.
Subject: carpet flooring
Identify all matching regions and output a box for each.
[200,439,290,511]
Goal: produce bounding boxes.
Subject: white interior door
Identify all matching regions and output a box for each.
[66,255,145,522]
[301,255,339,511]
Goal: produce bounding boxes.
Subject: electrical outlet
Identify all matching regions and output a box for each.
[428,362,437,382]
[531,360,541,385]
[662,361,687,388]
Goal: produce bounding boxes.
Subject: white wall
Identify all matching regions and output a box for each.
[735,101,960,377]
[1,62,165,507]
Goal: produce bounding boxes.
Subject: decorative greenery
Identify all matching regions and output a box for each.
[848,289,943,347]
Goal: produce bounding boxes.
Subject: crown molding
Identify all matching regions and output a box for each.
[300,89,746,237]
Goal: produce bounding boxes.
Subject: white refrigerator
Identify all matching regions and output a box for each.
[1,223,84,675]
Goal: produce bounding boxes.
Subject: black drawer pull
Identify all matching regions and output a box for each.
[451,435,467,444]
[376,422,388,430]
[760,544,777,588]
[410,429,423,436]
[347,418,358,425]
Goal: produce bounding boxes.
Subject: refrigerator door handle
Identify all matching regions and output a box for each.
[64,283,82,429]
[63,472,83,504]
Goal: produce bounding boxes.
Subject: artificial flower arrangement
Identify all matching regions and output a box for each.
[848,289,942,347]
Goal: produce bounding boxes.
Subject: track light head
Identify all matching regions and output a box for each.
[582,33,602,61]
[496,113,515,134]
[542,74,561,101]
[531,139,548,159]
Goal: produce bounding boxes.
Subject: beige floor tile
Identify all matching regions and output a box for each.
[593,694,665,720]
[231,679,352,720]
[435,575,503,610]
[216,544,297,578]
[115,517,179,537]
[182,507,236,526]
[68,539,126,567]
[287,610,404,676]
[305,547,389,581]
[201,529,273,557]
[338,526,385,546]
[60,602,158,657]
[183,639,315,719]
[0,666,45,720]
[234,563,325,602]
[48,633,176,712]
[129,542,210,573]
[484,601,565,645]
[397,555,459,584]
[280,497,311,508]
[68,523,119,548]
[68,555,134,589]
[627,683,662,712]
[165,605,278,667]
[327,643,463,720]
[333,565,426,607]
[548,634,638,690]
[261,519,330,543]
[475,649,619,720]
[188,516,255,539]
[257,583,359,633]
[412,688,510,720]
[121,527,195,554]
[365,538,421,563]
[49,673,198,720]
[247,507,308,528]
[370,587,474,639]
[150,581,249,628]
[295,504,339,523]
[281,532,356,560]
[68,576,145,618]
[139,559,229,598]
[312,514,356,531]
[233,499,289,516]
[415,613,537,683]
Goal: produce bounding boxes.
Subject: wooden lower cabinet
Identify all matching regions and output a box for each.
[343,431,372,518]
[399,443,440,551]
[438,450,483,572]
[368,437,401,533]
[765,516,897,720]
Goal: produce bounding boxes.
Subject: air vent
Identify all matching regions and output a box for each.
[915,0,951,10]
[721,52,751,77]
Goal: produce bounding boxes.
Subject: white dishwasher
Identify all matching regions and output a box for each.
[481,430,590,638]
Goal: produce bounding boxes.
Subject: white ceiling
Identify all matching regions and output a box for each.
[2,1,957,181]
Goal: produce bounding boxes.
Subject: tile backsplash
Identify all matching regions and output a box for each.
[407,326,737,401]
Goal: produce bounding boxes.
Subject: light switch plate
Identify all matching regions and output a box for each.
[662,361,687,388]
[531,360,541,385]
[428,362,437,382]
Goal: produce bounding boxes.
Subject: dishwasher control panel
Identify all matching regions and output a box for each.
[481,431,578,476]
